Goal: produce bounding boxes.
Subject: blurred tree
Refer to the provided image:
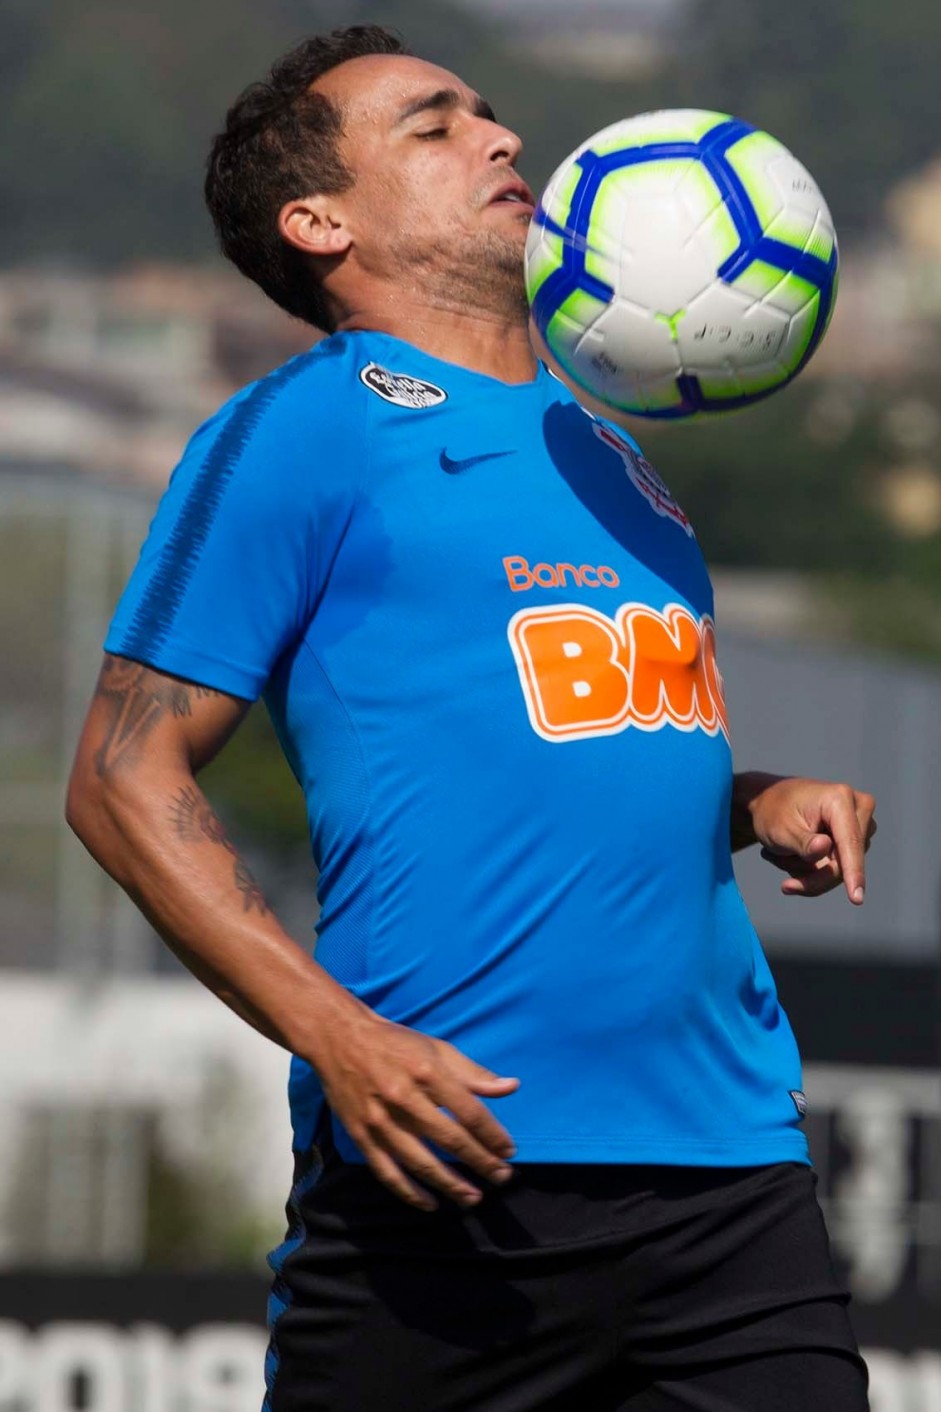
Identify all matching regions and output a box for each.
[644,365,941,663]
[4,0,939,266]
[1,0,321,264]
[1,0,660,267]
[198,705,315,935]
[642,380,896,574]
[682,0,941,239]
[200,703,309,853]
[145,1062,281,1268]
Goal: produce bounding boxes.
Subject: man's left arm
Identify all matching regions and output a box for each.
[731,772,877,905]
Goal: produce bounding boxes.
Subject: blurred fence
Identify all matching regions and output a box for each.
[0,468,155,977]
[0,467,297,1277]
[0,1048,939,1412]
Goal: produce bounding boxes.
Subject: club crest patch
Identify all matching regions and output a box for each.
[592,421,694,538]
[359,362,448,409]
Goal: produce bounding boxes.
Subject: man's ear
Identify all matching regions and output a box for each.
[278,195,352,259]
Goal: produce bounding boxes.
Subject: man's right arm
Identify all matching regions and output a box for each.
[66,653,518,1210]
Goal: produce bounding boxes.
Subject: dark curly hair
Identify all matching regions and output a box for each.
[205,26,410,332]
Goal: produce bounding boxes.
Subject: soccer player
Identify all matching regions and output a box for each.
[66,25,877,1412]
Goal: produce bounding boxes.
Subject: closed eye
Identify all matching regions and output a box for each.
[416,127,449,140]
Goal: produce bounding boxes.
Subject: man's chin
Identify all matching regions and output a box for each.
[391,228,529,317]
[477,226,527,273]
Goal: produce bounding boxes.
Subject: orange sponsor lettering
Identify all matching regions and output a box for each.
[508,607,630,739]
[701,616,730,739]
[508,601,730,744]
[502,555,620,593]
[617,604,714,729]
[502,555,533,591]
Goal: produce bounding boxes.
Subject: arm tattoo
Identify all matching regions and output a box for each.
[93,656,265,914]
[234,857,268,915]
[169,783,269,916]
[169,783,230,848]
[93,655,220,777]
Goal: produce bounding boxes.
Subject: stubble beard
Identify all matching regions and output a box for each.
[387,223,531,326]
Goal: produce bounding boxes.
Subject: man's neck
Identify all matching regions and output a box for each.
[335,301,539,386]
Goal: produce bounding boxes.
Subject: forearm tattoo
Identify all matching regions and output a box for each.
[234,857,268,915]
[169,784,268,915]
[92,656,266,915]
[93,655,219,777]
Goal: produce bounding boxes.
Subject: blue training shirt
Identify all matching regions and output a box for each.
[106,329,809,1168]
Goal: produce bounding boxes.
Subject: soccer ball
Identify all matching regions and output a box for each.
[525,110,838,418]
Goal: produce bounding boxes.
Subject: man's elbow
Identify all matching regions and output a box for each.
[64,741,130,863]
[65,741,174,885]
[64,752,106,847]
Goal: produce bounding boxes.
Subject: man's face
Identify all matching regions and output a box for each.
[312,55,534,312]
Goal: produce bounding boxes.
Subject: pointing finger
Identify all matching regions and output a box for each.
[826,789,866,904]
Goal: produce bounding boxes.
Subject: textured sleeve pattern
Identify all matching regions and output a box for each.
[106,348,361,700]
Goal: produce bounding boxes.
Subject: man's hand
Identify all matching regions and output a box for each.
[313,1007,519,1212]
[732,772,877,905]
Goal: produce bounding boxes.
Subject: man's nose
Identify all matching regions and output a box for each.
[484,121,523,167]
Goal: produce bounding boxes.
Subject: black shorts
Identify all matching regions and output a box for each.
[265,1135,868,1412]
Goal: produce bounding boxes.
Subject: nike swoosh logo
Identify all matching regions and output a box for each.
[439,449,515,475]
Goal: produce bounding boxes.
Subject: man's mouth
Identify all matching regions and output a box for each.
[487,178,536,212]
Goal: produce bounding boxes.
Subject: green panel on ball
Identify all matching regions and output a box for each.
[581,183,619,239]
[697,361,794,399]
[767,209,825,254]
[735,363,788,396]
[637,380,686,414]
[695,369,746,400]
[525,232,565,305]
[605,158,699,198]
[580,188,625,286]
[722,131,789,230]
[766,269,820,321]
[543,314,583,374]
[589,110,730,156]
[549,288,608,338]
[583,242,615,289]
[528,158,609,306]
[683,171,740,265]
[803,220,835,262]
[678,161,725,217]
[786,289,822,369]
[543,316,613,404]
[731,263,821,326]
[551,160,583,223]
[731,259,787,301]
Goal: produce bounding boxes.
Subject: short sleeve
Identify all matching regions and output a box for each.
[105,353,360,700]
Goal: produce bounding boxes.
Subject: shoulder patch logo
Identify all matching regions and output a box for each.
[591,421,694,538]
[359,362,447,409]
[789,1090,808,1119]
